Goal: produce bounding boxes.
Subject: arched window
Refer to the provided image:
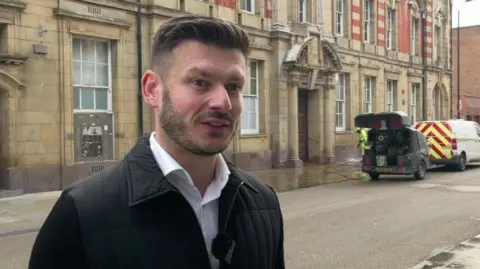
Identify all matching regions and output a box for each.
[434,6,447,67]
[408,0,421,56]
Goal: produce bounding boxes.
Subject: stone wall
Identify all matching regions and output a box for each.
[0,0,275,192]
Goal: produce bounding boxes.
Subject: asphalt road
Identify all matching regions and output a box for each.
[1,165,480,269]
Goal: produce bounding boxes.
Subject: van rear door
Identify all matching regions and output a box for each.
[415,121,454,160]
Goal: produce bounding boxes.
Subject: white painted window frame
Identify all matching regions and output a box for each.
[411,83,419,123]
[435,26,441,60]
[299,0,307,22]
[72,36,112,114]
[364,0,372,42]
[336,73,346,131]
[387,8,394,49]
[241,60,260,135]
[386,80,395,112]
[336,0,344,36]
[241,0,255,13]
[363,76,373,113]
[411,18,418,56]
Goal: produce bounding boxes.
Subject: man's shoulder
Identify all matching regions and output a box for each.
[231,165,280,207]
[63,162,125,202]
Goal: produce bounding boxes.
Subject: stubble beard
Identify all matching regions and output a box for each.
[159,88,237,156]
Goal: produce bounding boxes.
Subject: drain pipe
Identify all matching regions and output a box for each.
[449,1,453,119]
[57,0,64,190]
[421,8,428,120]
[136,1,144,137]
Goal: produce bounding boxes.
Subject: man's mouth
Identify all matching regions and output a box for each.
[202,119,231,128]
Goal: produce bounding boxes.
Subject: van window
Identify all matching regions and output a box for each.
[417,132,428,149]
[475,125,480,137]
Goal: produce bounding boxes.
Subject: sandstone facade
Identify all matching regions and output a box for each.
[0,0,452,193]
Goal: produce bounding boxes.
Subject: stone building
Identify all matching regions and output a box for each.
[0,0,452,193]
[452,25,480,122]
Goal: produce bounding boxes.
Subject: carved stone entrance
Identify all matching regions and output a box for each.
[282,35,343,166]
[0,68,25,189]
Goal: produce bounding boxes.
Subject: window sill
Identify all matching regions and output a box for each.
[239,9,255,15]
[73,109,113,114]
[239,133,267,139]
[336,130,353,134]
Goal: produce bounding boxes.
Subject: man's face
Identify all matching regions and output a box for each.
[142,41,246,156]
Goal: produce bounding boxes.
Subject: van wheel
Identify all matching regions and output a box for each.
[414,161,427,180]
[456,153,467,172]
[369,173,380,181]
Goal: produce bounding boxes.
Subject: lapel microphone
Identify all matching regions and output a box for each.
[211,232,236,264]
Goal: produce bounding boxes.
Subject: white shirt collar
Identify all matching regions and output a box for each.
[149,132,230,201]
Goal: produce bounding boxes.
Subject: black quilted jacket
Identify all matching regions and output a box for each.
[28,135,285,269]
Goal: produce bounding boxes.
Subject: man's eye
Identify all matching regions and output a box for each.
[226,84,242,92]
[192,79,208,88]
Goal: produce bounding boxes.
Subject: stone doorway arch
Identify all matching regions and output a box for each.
[0,69,24,171]
[432,82,449,120]
[282,35,342,165]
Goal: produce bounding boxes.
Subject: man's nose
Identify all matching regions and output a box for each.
[209,85,232,110]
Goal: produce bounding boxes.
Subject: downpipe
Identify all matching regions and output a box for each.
[136,1,144,137]
[421,8,428,120]
[449,1,453,119]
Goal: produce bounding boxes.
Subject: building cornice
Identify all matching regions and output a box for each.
[54,8,132,29]
[337,47,451,71]
[0,0,26,10]
[0,54,27,65]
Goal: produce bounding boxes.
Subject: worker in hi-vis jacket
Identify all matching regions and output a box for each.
[356,127,371,181]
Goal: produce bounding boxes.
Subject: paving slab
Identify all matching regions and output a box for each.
[409,234,480,269]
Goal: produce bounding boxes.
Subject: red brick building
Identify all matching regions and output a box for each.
[452,25,480,122]
[332,0,453,161]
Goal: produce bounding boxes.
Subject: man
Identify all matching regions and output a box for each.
[356,127,369,155]
[29,15,284,269]
[356,127,371,180]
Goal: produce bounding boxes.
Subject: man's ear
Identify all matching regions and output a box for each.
[141,70,162,108]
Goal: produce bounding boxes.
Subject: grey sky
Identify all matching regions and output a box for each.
[452,0,480,28]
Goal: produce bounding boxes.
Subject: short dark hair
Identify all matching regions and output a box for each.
[151,15,251,72]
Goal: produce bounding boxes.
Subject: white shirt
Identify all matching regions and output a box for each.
[149,132,230,269]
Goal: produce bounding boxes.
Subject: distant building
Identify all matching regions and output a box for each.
[332,0,453,160]
[452,25,480,122]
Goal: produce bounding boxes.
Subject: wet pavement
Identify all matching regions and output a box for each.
[1,163,480,269]
[253,161,362,191]
[0,161,363,199]
[409,233,480,269]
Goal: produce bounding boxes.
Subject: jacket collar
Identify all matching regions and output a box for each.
[125,134,258,207]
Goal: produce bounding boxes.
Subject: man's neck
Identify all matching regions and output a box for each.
[154,130,217,196]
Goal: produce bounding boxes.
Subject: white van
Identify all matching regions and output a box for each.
[414,119,480,171]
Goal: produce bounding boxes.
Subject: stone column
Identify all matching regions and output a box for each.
[286,71,303,168]
[324,83,336,164]
[317,87,325,163]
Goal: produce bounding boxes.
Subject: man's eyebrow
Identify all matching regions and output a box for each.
[185,67,211,77]
[229,75,245,82]
[186,67,245,82]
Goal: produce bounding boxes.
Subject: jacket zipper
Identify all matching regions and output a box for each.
[222,181,244,232]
